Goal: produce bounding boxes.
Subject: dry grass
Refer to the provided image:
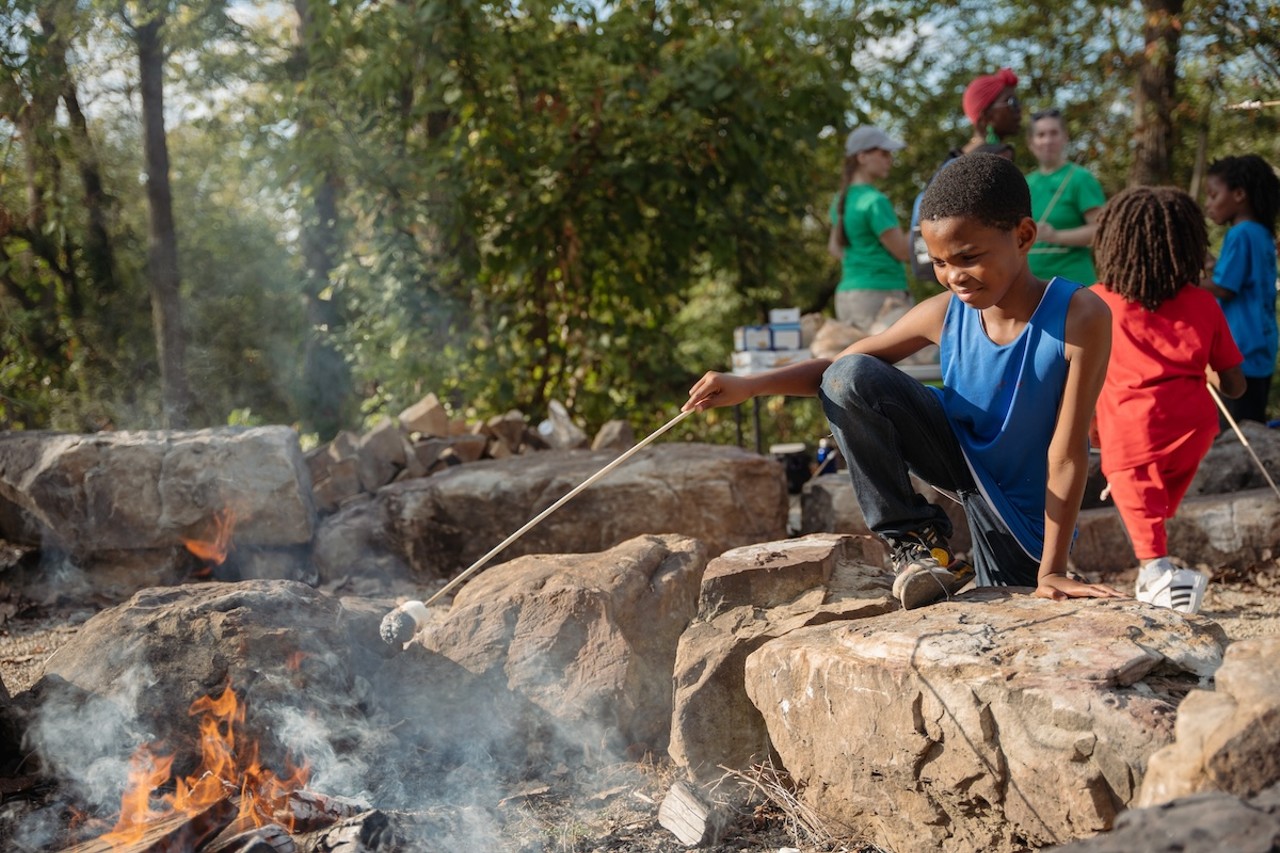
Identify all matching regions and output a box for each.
[712,759,879,852]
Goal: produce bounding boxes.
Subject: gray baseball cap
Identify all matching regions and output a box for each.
[844,125,906,156]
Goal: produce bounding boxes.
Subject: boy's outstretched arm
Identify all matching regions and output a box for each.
[1036,289,1125,601]
[684,294,950,413]
[684,359,832,412]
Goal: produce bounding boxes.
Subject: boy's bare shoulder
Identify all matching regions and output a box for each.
[1065,285,1112,343]
[1068,285,1111,320]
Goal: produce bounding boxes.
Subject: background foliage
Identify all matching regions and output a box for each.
[1,0,1278,448]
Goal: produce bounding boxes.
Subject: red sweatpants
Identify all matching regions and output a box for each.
[1103,430,1216,561]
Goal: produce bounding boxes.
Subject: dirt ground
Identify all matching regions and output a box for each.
[2,559,1278,852]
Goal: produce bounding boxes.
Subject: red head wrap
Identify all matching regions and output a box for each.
[963,68,1018,127]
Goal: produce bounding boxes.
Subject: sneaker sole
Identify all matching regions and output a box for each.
[896,564,970,610]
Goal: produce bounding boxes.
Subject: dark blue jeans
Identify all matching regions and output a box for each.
[818,354,1040,587]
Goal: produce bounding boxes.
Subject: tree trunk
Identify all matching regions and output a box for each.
[137,13,193,428]
[41,3,117,318]
[1129,0,1183,186]
[293,0,353,441]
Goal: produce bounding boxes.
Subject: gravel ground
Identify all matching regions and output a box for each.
[2,561,1278,852]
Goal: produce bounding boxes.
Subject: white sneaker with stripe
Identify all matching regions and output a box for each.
[1135,557,1207,615]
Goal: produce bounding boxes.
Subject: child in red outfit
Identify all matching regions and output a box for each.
[1090,186,1246,614]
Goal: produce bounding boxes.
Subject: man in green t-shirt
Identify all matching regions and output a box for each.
[1025,109,1107,285]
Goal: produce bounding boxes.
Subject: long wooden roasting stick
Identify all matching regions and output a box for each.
[422,409,694,608]
[1208,383,1280,500]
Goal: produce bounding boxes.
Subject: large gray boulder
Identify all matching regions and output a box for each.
[416,534,706,755]
[22,580,572,817]
[0,427,315,554]
[744,592,1228,853]
[312,443,787,582]
[1189,421,1280,496]
[27,582,384,801]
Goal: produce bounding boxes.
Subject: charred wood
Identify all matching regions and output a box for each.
[57,797,237,853]
[205,824,297,853]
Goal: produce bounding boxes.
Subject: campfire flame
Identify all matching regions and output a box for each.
[181,509,237,566]
[98,683,310,848]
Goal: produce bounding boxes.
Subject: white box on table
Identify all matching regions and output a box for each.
[733,325,772,351]
[769,323,802,350]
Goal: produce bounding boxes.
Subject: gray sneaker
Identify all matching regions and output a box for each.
[888,529,975,610]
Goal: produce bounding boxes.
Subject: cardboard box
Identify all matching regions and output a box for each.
[769,307,801,324]
[733,325,772,351]
[769,323,802,351]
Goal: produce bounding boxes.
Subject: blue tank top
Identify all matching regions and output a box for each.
[932,277,1080,558]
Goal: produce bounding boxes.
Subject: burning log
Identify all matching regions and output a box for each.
[205,824,296,853]
[57,798,237,853]
[59,788,370,853]
[212,789,369,840]
[296,810,400,853]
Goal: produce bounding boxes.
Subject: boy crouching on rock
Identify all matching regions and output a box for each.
[684,153,1123,609]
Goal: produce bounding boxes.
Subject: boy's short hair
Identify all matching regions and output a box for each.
[919,152,1031,231]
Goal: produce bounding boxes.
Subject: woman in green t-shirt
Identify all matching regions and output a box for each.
[827,125,911,332]
[1025,108,1107,285]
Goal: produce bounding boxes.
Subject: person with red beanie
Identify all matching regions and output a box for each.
[907,68,1022,283]
[961,67,1022,153]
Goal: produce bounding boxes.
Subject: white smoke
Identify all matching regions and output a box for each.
[27,664,159,808]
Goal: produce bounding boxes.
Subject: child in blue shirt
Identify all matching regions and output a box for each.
[1202,154,1280,424]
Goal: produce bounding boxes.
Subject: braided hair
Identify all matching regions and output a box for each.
[1094,186,1206,311]
[1206,154,1280,237]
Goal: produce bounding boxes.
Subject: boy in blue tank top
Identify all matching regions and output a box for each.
[683,154,1122,609]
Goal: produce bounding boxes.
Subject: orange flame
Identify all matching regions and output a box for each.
[182,509,237,566]
[97,683,310,848]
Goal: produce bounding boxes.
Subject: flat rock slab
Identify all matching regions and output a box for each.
[745,591,1228,853]
[0,427,315,553]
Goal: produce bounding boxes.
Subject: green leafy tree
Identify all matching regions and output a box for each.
[0,0,124,429]
[300,0,907,439]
